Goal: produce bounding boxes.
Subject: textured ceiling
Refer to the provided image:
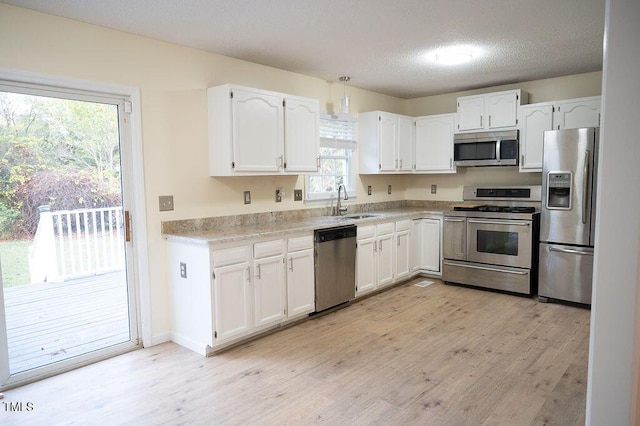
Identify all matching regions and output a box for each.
[2,0,605,99]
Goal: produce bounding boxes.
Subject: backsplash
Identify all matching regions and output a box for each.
[161,200,456,234]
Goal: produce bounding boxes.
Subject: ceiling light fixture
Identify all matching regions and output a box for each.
[435,47,474,65]
[339,76,350,114]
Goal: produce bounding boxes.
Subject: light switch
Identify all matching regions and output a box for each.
[180,262,187,279]
[388,185,392,194]
[368,186,372,196]
[244,191,251,204]
[431,184,437,194]
[294,189,303,201]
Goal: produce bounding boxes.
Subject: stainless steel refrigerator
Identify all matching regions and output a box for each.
[539,127,598,305]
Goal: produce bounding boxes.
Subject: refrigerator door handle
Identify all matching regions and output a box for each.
[549,246,594,256]
[582,150,590,225]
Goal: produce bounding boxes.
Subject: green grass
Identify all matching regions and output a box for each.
[0,239,32,288]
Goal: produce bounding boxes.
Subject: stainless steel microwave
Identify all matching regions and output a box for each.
[453,130,519,167]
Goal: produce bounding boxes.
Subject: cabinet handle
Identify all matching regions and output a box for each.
[289,257,294,271]
[450,157,453,168]
[374,241,377,252]
[521,154,524,165]
[395,159,398,169]
[379,240,383,252]
[246,267,251,282]
[397,236,400,246]
[488,115,491,127]
[317,157,320,168]
[480,115,483,127]
[399,159,403,169]
[256,264,261,280]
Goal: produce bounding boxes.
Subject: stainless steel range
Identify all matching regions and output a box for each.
[443,186,541,295]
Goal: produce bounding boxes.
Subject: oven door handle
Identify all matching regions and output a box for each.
[443,261,529,275]
[549,246,594,256]
[467,219,531,226]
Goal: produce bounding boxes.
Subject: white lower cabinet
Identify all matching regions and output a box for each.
[394,220,412,281]
[286,236,315,320]
[356,219,420,297]
[411,217,443,275]
[253,240,287,330]
[167,233,315,355]
[376,223,395,288]
[212,259,253,343]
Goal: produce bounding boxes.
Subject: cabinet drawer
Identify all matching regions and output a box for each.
[288,235,313,252]
[395,220,411,232]
[254,239,284,259]
[357,225,376,240]
[212,245,250,267]
[377,222,394,236]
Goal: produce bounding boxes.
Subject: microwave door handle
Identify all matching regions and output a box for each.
[496,139,501,162]
[582,150,590,225]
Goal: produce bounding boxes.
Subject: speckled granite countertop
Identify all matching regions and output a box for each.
[162,201,454,245]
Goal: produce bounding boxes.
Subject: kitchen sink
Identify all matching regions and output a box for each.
[339,214,381,220]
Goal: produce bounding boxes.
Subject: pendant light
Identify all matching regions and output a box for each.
[339,76,351,114]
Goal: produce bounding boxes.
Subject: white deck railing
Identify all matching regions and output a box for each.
[29,206,125,283]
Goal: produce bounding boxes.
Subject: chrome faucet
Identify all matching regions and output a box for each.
[336,184,349,216]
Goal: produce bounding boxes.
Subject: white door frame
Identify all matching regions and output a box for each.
[0,68,150,388]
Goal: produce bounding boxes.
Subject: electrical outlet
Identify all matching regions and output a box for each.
[367,185,372,195]
[275,188,283,202]
[159,195,174,211]
[180,262,187,279]
[294,189,303,201]
[388,185,392,194]
[244,191,251,204]
[431,184,437,194]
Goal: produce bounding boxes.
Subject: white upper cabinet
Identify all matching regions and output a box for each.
[519,103,554,172]
[208,84,319,176]
[553,97,601,130]
[284,96,320,172]
[456,95,484,132]
[359,111,414,174]
[397,115,415,172]
[456,89,528,133]
[519,96,601,173]
[414,113,456,173]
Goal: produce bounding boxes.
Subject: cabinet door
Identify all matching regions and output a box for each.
[486,92,519,129]
[232,88,283,172]
[378,113,397,171]
[456,96,484,132]
[411,220,422,272]
[395,229,411,281]
[254,255,286,330]
[286,248,315,319]
[356,238,376,296]
[213,262,252,343]
[377,234,394,287]
[554,98,601,130]
[421,219,442,272]
[284,97,319,172]
[397,116,414,171]
[519,104,553,172]
[414,114,455,172]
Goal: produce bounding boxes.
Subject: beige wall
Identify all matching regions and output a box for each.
[0,4,603,340]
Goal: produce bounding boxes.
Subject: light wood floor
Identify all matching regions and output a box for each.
[1,278,590,425]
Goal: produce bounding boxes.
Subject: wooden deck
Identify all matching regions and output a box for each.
[3,270,131,374]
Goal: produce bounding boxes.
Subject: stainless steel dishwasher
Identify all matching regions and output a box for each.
[314,225,357,312]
